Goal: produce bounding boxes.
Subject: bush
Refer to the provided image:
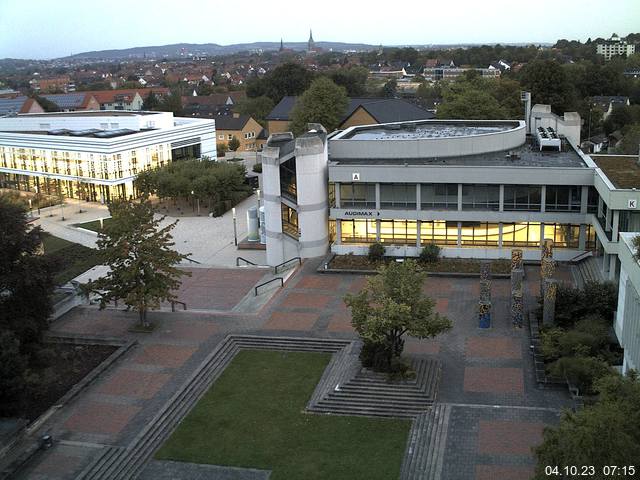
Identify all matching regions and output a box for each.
[549,356,612,394]
[419,243,441,263]
[633,235,640,259]
[359,340,392,371]
[542,281,618,329]
[252,163,263,173]
[368,242,385,262]
[216,142,228,157]
[0,331,28,415]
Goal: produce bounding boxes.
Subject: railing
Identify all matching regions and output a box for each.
[184,256,202,265]
[171,300,187,312]
[274,256,302,274]
[255,277,283,296]
[569,250,593,264]
[236,256,258,266]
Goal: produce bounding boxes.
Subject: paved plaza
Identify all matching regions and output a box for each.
[14,259,574,480]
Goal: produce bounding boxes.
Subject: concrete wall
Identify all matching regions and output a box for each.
[529,105,581,147]
[260,145,285,266]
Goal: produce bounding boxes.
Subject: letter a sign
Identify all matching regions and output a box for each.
[352,172,360,181]
[629,199,637,209]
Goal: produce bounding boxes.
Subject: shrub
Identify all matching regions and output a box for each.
[0,331,28,415]
[541,281,617,329]
[359,340,392,371]
[252,163,263,173]
[368,242,385,262]
[540,327,565,361]
[216,142,228,157]
[633,235,640,259]
[419,243,441,263]
[548,356,613,395]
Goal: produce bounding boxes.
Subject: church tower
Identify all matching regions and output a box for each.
[279,38,284,52]
[307,29,315,53]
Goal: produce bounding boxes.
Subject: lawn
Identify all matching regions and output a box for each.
[156,350,411,480]
[73,217,112,232]
[41,233,102,285]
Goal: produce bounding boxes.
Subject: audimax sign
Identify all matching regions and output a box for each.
[343,210,381,217]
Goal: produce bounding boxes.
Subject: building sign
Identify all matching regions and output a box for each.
[343,210,380,217]
[352,172,360,181]
[628,199,637,209]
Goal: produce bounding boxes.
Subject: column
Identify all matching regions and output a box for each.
[416,220,421,248]
[416,184,421,212]
[457,183,463,211]
[375,183,381,210]
[540,185,546,213]
[605,205,612,231]
[580,185,589,214]
[376,219,381,242]
[612,210,620,241]
[261,147,285,266]
[609,255,617,281]
[334,182,341,208]
[498,223,504,248]
[335,219,342,245]
[457,222,462,247]
[499,185,504,212]
[579,224,587,250]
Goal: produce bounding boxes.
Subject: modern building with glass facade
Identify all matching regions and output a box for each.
[260,110,640,277]
[0,111,216,202]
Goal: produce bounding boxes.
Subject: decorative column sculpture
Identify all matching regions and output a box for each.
[510,249,524,328]
[540,239,554,298]
[542,279,557,326]
[478,262,491,328]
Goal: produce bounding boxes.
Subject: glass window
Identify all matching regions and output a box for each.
[340,183,376,208]
[460,222,500,246]
[340,219,377,243]
[504,185,542,211]
[502,222,541,247]
[585,224,596,250]
[543,224,580,248]
[380,184,416,209]
[461,184,500,211]
[281,203,298,238]
[587,186,598,214]
[421,220,458,246]
[546,186,581,212]
[379,220,417,245]
[421,183,458,210]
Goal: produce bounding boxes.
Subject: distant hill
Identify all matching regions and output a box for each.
[61,41,553,60]
[63,42,380,60]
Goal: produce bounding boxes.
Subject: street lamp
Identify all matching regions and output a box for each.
[191,190,200,216]
[232,207,238,246]
[28,199,33,218]
[256,188,261,211]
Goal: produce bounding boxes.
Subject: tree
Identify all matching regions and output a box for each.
[344,260,452,371]
[236,95,275,127]
[158,89,183,115]
[216,142,228,157]
[84,198,190,327]
[437,83,507,119]
[381,78,397,98]
[327,66,369,97]
[518,59,577,113]
[0,195,53,351]
[617,124,640,155]
[142,91,160,110]
[0,331,28,414]
[534,372,640,479]
[228,136,241,152]
[246,62,314,104]
[289,77,348,135]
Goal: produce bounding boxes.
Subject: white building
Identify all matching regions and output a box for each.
[596,34,636,60]
[0,110,216,202]
[615,233,640,373]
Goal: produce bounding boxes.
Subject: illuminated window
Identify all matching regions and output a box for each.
[502,222,541,247]
[340,219,377,243]
[281,204,298,238]
[379,220,417,245]
[460,222,500,246]
[543,224,580,248]
[585,224,596,250]
[421,220,458,246]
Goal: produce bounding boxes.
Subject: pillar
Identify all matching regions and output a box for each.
[295,131,329,259]
[479,262,492,328]
[261,145,285,266]
[580,185,589,214]
[542,279,557,326]
[540,185,546,213]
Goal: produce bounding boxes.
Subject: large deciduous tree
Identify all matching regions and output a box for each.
[84,198,190,327]
[289,77,348,135]
[344,260,452,371]
[534,372,640,479]
[518,59,577,114]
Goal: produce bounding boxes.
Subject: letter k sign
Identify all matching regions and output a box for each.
[629,199,637,209]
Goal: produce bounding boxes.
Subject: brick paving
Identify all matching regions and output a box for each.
[18,259,576,480]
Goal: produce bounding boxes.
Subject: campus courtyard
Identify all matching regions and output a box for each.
[13,258,574,480]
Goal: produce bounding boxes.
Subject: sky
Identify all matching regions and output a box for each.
[1,0,639,59]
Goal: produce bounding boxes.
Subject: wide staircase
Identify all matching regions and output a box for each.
[572,255,604,288]
[308,356,441,418]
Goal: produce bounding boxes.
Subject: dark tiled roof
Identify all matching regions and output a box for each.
[266,96,434,124]
[214,114,251,131]
[41,93,91,109]
[0,96,29,115]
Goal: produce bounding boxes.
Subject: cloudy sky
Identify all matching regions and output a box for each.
[1,0,638,59]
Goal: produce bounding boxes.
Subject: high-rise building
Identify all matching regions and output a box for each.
[596,33,636,60]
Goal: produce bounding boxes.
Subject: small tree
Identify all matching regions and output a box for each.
[419,243,441,263]
[344,260,452,371]
[228,136,241,152]
[368,242,385,262]
[217,142,228,157]
[289,77,348,135]
[84,198,190,327]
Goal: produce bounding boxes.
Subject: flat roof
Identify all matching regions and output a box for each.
[16,110,158,117]
[591,155,640,189]
[330,137,587,168]
[338,120,521,140]
[0,128,151,139]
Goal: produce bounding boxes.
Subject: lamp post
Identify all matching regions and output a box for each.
[232,207,238,246]
[35,184,41,216]
[99,217,104,230]
[256,188,261,212]
[191,190,200,216]
[28,199,33,218]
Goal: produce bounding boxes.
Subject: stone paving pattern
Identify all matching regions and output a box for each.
[15,260,575,479]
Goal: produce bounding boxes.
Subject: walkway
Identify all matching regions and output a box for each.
[12,260,573,480]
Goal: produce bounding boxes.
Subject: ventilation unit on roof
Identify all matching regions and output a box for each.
[535,126,561,151]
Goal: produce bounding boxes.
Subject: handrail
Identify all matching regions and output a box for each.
[569,250,593,264]
[171,300,187,312]
[274,256,302,274]
[236,256,258,266]
[255,277,283,296]
[184,256,202,265]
